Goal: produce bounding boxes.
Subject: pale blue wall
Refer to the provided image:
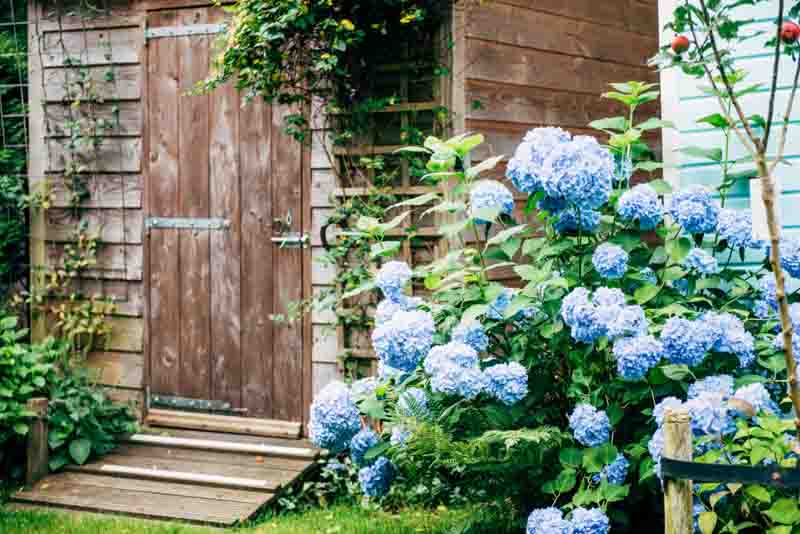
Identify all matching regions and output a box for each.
[662,0,799,267]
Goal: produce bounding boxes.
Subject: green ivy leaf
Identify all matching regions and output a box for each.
[68,438,92,465]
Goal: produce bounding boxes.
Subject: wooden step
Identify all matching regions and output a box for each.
[70,464,277,491]
[145,409,302,439]
[126,432,319,459]
[12,472,269,527]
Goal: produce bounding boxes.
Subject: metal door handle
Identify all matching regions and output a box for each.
[271,232,309,248]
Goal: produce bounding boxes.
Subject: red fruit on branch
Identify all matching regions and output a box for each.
[781,21,800,44]
[671,35,690,54]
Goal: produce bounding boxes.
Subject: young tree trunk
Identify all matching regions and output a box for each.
[755,156,800,436]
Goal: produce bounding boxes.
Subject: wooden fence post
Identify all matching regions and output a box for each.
[26,397,49,487]
[664,408,693,534]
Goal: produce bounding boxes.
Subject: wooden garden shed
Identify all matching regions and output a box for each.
[16,0,662,523]
[27,0,660,431]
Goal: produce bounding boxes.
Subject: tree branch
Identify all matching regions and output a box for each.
[769,58,800,174]
[763,0,785,150]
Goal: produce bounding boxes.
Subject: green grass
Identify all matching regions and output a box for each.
[0,505,490,534]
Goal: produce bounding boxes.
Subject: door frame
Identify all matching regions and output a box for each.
[139,2,313,432]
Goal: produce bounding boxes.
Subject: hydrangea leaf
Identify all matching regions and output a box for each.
[765,498,800,525]
[486,224,527,247]
[634,284,660,304]
[698,511,718,534]
[559,447,583,467]
[391,191,440,208]
[745,484,771,503]
[582,444,618,473]
[660,364,690,381]
[647,178,673,194]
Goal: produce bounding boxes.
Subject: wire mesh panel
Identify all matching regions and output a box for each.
[0,0,29,309]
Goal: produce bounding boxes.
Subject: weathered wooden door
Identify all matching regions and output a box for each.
[145,7,306,422]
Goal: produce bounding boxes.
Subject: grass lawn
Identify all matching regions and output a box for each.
[0,504,497,533]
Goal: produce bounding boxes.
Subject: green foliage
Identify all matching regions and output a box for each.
[46,367,137,471]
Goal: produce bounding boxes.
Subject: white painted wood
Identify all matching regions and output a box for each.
[126,433,318,459]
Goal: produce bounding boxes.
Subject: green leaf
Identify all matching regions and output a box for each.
[462,304,488,323]
[466,155,504,179]
[745,484,771,503]
[369,241,401,259]
[635,161,664,173]
[486,224,527,247]
[698,512,717,534]
[666,237,693,263]
[589,116,628,132]
[514,265,541,281]
[13,422,28,435]
[647,178,673,195]
[696,113,730,129]
[360,397,386,420]
[636,118,675,131]
[765,498,800,525]
[559,447,583,467]
[391,192,440,208]
[441,219,470,237]
[634,284,660,304]
[661,364,690,381]
[680,146,723,162]
[341,281,376,299]
[554,468,577,492]
[69,438,92,465]
[364,441,391,461]
[583,444,618,474]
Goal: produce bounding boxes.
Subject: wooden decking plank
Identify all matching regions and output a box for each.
[39,472,268,504]
[69,453,297,487]
[143,427,313,448]
[72,465,276,491]
[126,433,317,459]
[13,476,262,526]
[115,443,315,472]
[145,409,301,438]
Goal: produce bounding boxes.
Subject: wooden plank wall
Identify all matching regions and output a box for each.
[455,0,661,283]
[29,1,146,407]
[309,104,339,397]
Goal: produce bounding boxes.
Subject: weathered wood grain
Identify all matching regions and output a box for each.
[495,0,658,36]
[208,6,243,409]
[45,101,142,137]
[41,26,141,68]
[663,409,693,534]
[466,40,656,97]
[105,316,144,352]
[271,104,305,423]
[240,96,273,418]
[47,138,141,173]
[466,2,657,67]
[310,169,335,208]
[44,208,143,244]
[44,64,141,101]
[49,173,142,209]
[178,7,212,401]
[86,351,143,389]
[146,9,181,397]
[26,398,49,488]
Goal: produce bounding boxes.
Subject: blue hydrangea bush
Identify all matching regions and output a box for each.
[306,80,800,530]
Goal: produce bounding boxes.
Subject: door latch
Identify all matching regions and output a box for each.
[271,232,310,248]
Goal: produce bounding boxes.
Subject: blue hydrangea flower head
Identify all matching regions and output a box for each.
[430,363,488,399]
[554,208,601,234]
[718,208,763,249]
[668,185,719,234]
[487,288,516,320]
[592,287,626,308]
[358,457,395,498]
[424,342,479,375]
[648,427,665,477]
[485,362,529,405]
[570,507,610,534]
[733,383,779,415]
[605,304,648,339]
[688,375,734,400]
[375,296,422,325]
[452,320,489,353]
[613,335,663,381]
[639,267,658,285]
[702,312,755,368]
[683,248,719,274]
[592,453,629,486]
[309,381,361,453]
[541,136,614,210]
[351,377,379,400]
[507,127,572,194]
[684,393,735,436]
[653,396,683,426]
[661,317,715,367]
[781,238,800,278]
[397,387,429,418]
[569,403,611,447]
[538,194,568,214]
[377,361,407,383]
[390,426,411,447]
[372,310,435,371]
[567,302,607,344]
[561,287,591,324]
[526,507,571,534]
[350,428,379,466]
[592,243,629,279]
[470,180,515,224]
[617,184,663,229]
[375,261,412,301]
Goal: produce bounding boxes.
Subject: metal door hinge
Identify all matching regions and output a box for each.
[145,217,230,231]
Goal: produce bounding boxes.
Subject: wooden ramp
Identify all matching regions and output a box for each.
[12,427,320,527]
